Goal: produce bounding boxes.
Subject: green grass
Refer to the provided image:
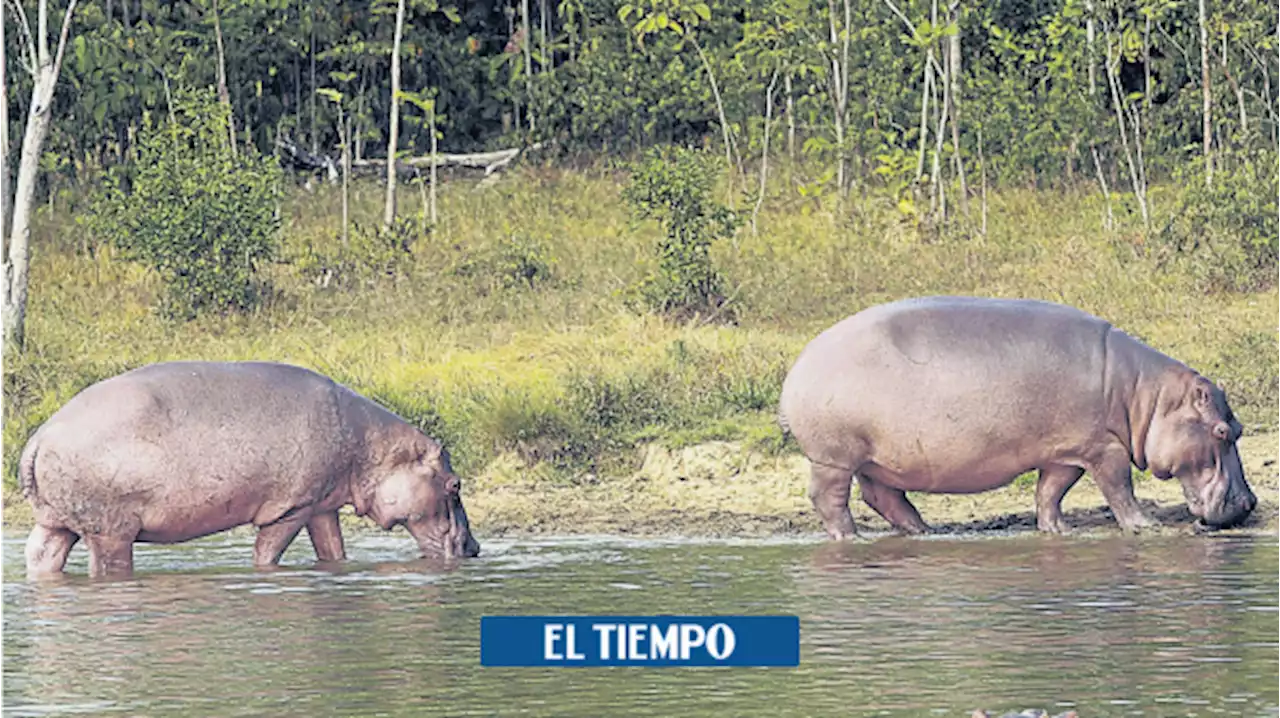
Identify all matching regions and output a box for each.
[5,166,1278,503]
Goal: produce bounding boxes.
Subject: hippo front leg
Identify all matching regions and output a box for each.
[1035,465,1085,533]
[305,512,347,562]
[1089,448,1156,532]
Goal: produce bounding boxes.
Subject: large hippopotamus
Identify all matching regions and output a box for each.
[778,296,1257,538]
[21,361,480,579]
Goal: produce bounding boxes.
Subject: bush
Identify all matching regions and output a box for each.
[85,88,283,319]
[622,146,739,320]
[291,218,422,289]
[451,234,557,291]
[1157,148,1278,292]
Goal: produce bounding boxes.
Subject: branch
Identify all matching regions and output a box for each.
[5,0,37,71]
[49,0,77,81]
[880,0,946,78]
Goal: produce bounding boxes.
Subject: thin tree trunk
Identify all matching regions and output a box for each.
[3,0,78,351]
[932,26,947,222]
[1086,0,1096,96]
[1,6,9,241]
[355,70,367,161]
[339,111,349,246]
[310,13,317,154]
[384,0,407,229]
[916,53,932,180]
[949,3,967,216]
[825,0,851,198]
[692,38,738,193]
[1105,28,1149,229]
[522,0,534,132]
[1090,144,1113,231]
[785,71,795,160]
[1143,13,1152,110]
[752,67,779,235]
[430,105,438,225]
[212,0,236,156]
[540,0,549,75]
[1217,44,1248,138]
[1198,0,1212,185]
[977,126,987,237]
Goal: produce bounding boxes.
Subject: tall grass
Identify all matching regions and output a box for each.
[4,167,1277,497]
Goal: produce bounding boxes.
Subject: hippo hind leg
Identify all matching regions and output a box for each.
[809,463,859,540]
[1035,464,1085,534]
[84,534,137,579]
[26,525,80,579]
[856,476,931,535]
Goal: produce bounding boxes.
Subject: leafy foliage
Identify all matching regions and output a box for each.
[623,146,738,319]
[1157,147,1279,292]
[84,89,283,319]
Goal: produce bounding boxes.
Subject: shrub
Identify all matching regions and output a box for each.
[1157,148,1278,292]
[85,88,283,319]
[291,218,422,289]
[622,146,739,320]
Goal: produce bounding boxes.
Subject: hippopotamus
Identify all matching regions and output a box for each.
[778,296,1257,538]
[21,361,480,579]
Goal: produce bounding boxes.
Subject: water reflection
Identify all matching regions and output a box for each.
[3,533,1276,717]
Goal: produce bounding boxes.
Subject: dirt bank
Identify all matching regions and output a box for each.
[5,433,1276,538]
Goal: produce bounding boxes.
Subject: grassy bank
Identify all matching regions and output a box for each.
[4,166,1277,535]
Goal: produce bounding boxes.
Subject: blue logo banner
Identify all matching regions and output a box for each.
[480,615,800,667]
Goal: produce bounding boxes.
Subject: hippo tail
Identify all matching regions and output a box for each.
[18,432,41,503]
[776,406,792,437]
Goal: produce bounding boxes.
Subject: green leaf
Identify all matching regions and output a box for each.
[692,2,710,21]
[442,6,461,23]
[317,87,344,104]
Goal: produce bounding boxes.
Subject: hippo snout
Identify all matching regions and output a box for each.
[1200,484,1257,529]
[460,534,481,558]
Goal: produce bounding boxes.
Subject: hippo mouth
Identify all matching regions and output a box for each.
[404,512,480,559]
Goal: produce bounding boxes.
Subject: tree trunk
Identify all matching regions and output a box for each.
[692,38,737,190]
[1143,14,1152,110]
[977,126,987,236]
[522,0,534,132]
[430,106,438,226]
[310,13,317,154]
[1086,0,1096,96]
[1198,0,1212,185]
[826,0,851,198]
[3,0,78,352]
[916,51,932,180]
[1104,28,1149,229]
[384,0,407,229]
[752,67,779,235]
[540,0,549,75]
[1090,144,1113,231]
[785,71,795,160]
[949,5,967,216]
[212,0,236,156]
[339,110,349,246]
[1,6,9,241]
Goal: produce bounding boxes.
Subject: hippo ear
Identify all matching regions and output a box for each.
[417,440,443,464]
[1192,383,1213,410]
[445,475,461,496]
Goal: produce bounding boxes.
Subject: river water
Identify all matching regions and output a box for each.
[2,532,1277,717]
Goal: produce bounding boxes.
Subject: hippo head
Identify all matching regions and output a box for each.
[1144,375,1257,529]
[366,439,481,559]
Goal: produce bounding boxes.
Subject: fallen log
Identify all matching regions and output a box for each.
[277,134,544,185]
[351,141,545,176]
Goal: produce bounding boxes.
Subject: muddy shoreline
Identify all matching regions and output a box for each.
[5,433,1276,539]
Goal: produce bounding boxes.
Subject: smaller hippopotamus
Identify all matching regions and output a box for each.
[779,296,1257,538]
[21,361,480,579]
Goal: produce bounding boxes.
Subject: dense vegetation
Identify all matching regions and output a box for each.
[1,0,1277,504]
